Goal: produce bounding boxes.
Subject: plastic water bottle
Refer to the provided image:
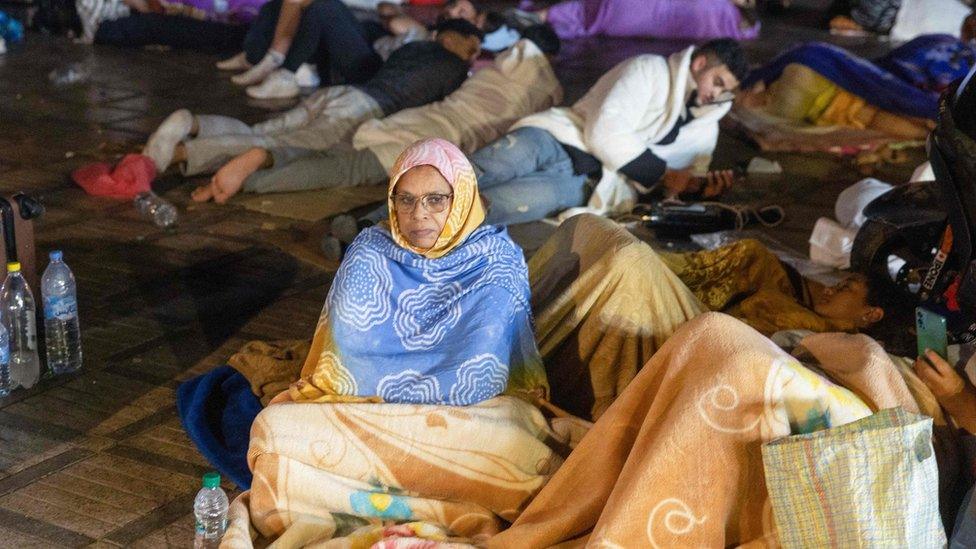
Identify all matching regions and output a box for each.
[193,472,229,548]
[1,262,39,388]
[41,251,82,375]
[0,322,10,398]
[134,192,178,229]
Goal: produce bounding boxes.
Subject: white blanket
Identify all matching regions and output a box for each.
[353,40,563,172]
[512,47,730,219]
[890,0,971,41]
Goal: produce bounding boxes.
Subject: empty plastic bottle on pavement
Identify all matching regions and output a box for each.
[134,191,178,228]
[0,321,10,398]
[194,472,229,549]
[42,251,82,375]
[1,262,39,388]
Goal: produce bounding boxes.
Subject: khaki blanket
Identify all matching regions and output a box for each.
[529,214,705,419]
[490,313,937,547]
[221,396,577,548]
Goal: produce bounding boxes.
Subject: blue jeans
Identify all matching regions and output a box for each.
[472,127,589,226]
[362,127,589,226]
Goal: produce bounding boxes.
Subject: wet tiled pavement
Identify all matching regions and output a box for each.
[0,6,924,546]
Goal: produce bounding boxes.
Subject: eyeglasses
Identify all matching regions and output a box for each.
[391,192,454,214]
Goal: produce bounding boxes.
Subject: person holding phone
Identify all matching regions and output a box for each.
[914,349,976,545]
[914,350,976,434]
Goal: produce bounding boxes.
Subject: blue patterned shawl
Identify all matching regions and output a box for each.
[290,224,549,406]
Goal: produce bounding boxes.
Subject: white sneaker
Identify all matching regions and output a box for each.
[231,52,282,86]
[246,69,300,100]
[294,63,321,88]
[216,52,251,71]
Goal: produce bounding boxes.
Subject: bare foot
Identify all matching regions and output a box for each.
[829,15,867,34]
[192,147,269,204]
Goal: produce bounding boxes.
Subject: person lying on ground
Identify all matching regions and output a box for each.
[372,0,560,58]
[144,18,482,175]
[81,0,263,52]
[738,34,976,140]
[312,38,748,257]
[334,38,748,239]
[829,0,973,41]
[188,38,561,205]
[524,214,893,421]
[660,238,888,335]
[528,0,760,41]
[215,0,384,99]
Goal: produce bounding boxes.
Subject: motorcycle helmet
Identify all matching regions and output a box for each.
[924,64,976,339]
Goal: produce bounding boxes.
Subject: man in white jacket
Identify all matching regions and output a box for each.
[470,38,750,225]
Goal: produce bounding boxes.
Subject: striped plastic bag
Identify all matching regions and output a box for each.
[762,408,946,548]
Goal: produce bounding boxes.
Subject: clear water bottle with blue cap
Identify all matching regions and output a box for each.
[1,262,39,388]
[42,250,82,375]
[194,472,229,548]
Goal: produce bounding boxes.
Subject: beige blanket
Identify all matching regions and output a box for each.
[222,396,582,548]
[490,313,941,547]
[529,214,705,420]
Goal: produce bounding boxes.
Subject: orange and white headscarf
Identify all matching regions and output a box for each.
[386,138,486,259]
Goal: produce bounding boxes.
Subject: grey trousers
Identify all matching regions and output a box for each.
[182,85,383,176]
[242,145,388,194]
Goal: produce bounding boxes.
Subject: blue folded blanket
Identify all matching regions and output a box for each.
[744,34,976,120]
[177,366,261,490]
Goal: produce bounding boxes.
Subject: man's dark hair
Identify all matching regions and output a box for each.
[434,17,485,41]
[693,39,750,84]
[443,0,486,15]
[521,23,561,55]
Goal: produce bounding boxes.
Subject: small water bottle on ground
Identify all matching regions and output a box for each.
[194,472,229,549]
[134,192,178,229]
[1,262,39,388]
[42,251,82,375]
[0,321,10,398]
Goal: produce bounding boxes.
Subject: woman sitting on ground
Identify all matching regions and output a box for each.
[220,137,564,547]
[274,136,548,406]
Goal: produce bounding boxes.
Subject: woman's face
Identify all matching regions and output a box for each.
[392,165,454,250]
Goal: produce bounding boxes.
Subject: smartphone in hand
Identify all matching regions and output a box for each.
[916,307,948,360]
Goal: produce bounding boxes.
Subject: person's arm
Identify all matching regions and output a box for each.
[914,350,976,434]
[582,58,665,171]
[618,149,667,187]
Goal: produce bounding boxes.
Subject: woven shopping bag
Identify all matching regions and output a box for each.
[762,408,947,548]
